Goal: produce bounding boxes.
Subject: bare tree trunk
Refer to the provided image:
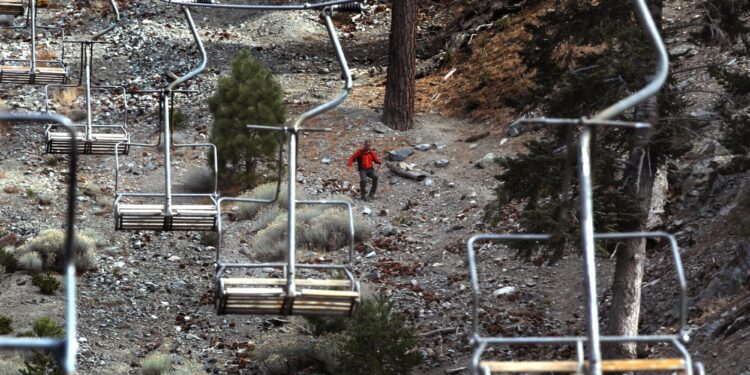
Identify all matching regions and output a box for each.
[383,0,417,131]
[605,0,663,360]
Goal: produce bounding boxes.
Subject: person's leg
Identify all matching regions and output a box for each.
[367,169,378,197]
[358,169,367,200]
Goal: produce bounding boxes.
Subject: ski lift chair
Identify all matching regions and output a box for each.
[0,0,47,17]
[113,7,218,232]
[214,196,361,317]
[467,233,704,375]
[113,109,219,231]
[0,112,79,375]
[0,0,67,84]
[43,41,130,155]
[213,129,360,316]
[177,1,363,317]
[467,1,704,373]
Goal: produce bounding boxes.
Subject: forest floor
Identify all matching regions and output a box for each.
[0,0,749,374]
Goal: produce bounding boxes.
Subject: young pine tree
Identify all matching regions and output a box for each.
[208,50,286,188]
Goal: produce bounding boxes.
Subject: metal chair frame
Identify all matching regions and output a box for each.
[113,6,220,232]
[167,1,364,316]
[0,0,68,85]
[43,41,130,155]
[466,0,705,374]
[0,112,78,375]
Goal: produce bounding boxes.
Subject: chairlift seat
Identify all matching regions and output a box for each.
[480,358,687,373]
[0,65,67,85]
[217,277,359,316]
[115,204,218,231]
[0,0,24,15]
[46,130,130,155]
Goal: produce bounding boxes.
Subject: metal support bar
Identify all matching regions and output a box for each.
[0,112,78,374]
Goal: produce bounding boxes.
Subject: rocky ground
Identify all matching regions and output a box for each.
[1,0,749,374]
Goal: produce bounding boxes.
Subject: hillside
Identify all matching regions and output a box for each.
[0,0,749,374]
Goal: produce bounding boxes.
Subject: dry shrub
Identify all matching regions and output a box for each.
[235,182,306,221]
[140,353,174,375]
[168,362,205,375]
[18,229,97,273]
[18,251,42,273]
[55,87,81,111]
[254,336,338,375]
[177,167,215,194]
[250,205,284,232]
[0,358,22,375]
[249,206,373,261]
[35,48,57,67]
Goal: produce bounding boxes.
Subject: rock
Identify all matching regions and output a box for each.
[699,242,750,300]
[171,280,187,289]
[475,153,497,169]
[365,251,376,258]
[388,148,414,161]
[414,143,431,151]
[669,43,694,57]
[37,193,54,206]
[372,122,392,134]
[690,109,720,121]
[144,162,157,171]
[362,206,372,215]
[493,286,517,296]
[507,122,524,137]
[321,157,332,165]
[435,159,450,167]
[167,255,181,262]
[424,179,435,188]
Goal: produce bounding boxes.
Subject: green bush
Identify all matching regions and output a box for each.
[18,317,64,375]
[304,315,349,337]
[31,273,61,295]
[208,50,287,188]
[18,229,97,273]
[0,246,19,273]
[140,353,174,375]
[334,296,422,375]
[0,315,12,335]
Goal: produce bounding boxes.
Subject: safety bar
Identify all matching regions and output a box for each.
[466,232,690,342]
[0,112,78,374]
[472,337,695,375]
[162,0,362,12]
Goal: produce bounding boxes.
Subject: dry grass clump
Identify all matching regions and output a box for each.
[235,182,306,221]
[254,336,338,375]
[140,353,174,375]
[17,229,97,273]
[0,358,22,375]
[250,205,373,261]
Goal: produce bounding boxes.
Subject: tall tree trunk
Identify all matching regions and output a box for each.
[605,0,664,359]
[383,0,417,131]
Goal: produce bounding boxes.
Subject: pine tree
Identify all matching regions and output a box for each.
[335,297,422,374]
[208,50,286,188]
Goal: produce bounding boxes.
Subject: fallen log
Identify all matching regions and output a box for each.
[386,162,427,182]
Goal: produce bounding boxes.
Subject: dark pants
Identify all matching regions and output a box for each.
[358,168,378,197]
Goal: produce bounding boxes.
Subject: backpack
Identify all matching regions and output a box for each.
[356,150,371,171]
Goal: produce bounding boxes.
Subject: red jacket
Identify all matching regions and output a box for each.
[347,148,381,170]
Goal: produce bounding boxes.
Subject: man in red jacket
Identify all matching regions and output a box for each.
[347,140,382,201]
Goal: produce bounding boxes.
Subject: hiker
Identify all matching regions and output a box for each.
[347,140,382,201]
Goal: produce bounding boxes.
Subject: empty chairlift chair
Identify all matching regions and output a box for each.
[113,7,218,232]
[178,1,364,317]
[44,41,130,155]
[43,0,127,154]
[0,112,79,375]
[0,0,67,84]
[465,0,705,374]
